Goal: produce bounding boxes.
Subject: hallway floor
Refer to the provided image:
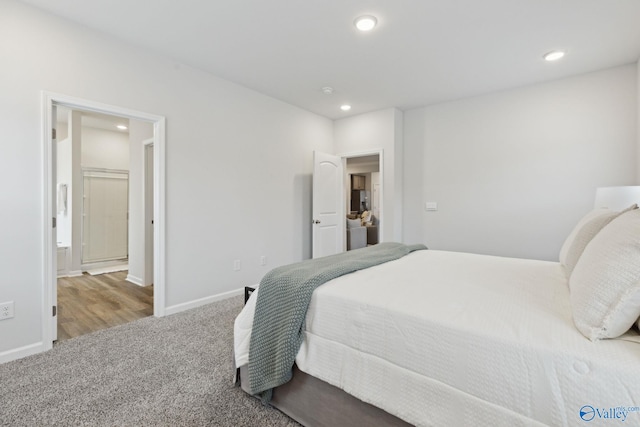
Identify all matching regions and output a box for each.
[56,271,153,342]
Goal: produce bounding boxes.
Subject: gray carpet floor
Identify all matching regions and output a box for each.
[0,295,300,426]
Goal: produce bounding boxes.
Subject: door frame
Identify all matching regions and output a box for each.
[143,138,154,286]
[41,91,167,350]
[339,149,384,246]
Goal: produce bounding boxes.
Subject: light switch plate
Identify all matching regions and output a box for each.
[425,202,438,211]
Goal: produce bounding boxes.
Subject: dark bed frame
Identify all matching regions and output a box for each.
[238,365,411,427]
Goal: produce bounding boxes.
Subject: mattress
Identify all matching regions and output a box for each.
[235,250,640,426]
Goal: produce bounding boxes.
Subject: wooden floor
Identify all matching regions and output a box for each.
[56,271,153,342]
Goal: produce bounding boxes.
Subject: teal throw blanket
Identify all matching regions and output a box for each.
[247,242,427,401]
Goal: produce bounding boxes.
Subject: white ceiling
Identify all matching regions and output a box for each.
[21,0,640,119]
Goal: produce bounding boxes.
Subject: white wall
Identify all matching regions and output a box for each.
[128,120,154,286]
[404,64,638,261]
[70,111,83,274]
[55,116,130,251]
[56,137,72,247]
[56,119,68,141]
[402,112,424,246]
[346,165,378,175]
[82,127,130,170]
[0,0,333,361]
[637,58,640,185]
[80,126,131,268]
[334,108,403,242]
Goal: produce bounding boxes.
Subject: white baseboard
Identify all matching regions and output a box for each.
[67,270,83,277]
[86,264,128,276]
[164,288,244,316]
[125,274,144,287]
[81,259,128,271]
[0,341,45,365]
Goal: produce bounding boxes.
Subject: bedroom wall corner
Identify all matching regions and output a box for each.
[393,109,404,242]
[402,109,426,245]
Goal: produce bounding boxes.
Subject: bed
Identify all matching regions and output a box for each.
[234,207,640,427]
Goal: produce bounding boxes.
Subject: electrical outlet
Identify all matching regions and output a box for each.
[260,256,267,266]
[0,301,14,320]
[233,260,241,271]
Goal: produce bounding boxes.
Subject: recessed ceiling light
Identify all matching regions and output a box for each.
[116,124,128,130]
[340,104,352,111]
[543,50,566,62]
[354,15,377,32]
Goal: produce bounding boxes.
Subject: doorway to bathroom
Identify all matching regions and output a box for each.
[42,92,166,348]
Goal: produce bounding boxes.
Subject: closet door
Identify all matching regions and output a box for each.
[82,170,129,264]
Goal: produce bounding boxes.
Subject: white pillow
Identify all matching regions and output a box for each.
[562,211,620,277]
[569,208,640,340]
[559,208,611,267]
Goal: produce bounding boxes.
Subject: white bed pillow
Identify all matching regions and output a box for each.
[561,210,620,277]
[569,208,640,340]
[561,205,638,277]
[559,208,611,267]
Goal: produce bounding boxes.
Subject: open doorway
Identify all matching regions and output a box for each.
[54,107,154,341]
[42,92,166,349]
[344,152,382,251]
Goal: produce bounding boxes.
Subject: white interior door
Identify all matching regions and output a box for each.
[312,151,344,258]
[82,170,129,264]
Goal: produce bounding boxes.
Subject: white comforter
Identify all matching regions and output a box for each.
[234,250,640,427]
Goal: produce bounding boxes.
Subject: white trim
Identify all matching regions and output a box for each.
[339,148,384,159]
[56,244,70,278]
[152,118,166,317]
[143,138,154,287]
[125,274,145,287]
[0,342,46,365]
[82,167,129,176]
[81,259,128,271]
[41,91,167,355]
[42,93,55,352]
[164,288,244,316]
[339,149,384,244]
